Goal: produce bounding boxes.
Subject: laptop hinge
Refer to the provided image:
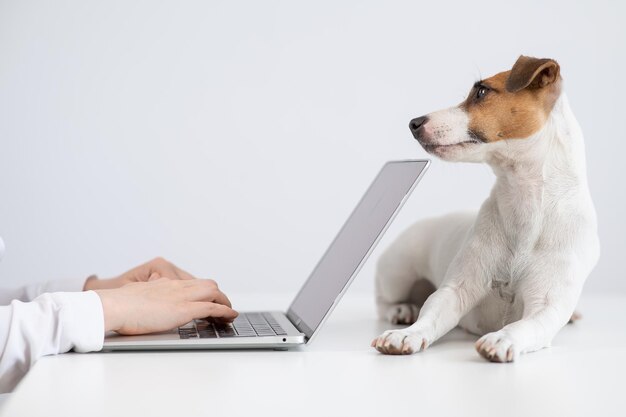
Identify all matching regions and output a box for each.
[286,310,313,341]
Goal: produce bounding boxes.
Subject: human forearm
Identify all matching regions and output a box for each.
[0,292,104,393]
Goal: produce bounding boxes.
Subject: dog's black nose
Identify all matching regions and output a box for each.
[409,116,428,136]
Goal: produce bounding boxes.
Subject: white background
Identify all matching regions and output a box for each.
[0,0,624,297]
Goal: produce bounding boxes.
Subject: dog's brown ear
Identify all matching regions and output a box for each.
[506,55,560,93]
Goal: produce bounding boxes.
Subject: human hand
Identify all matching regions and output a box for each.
[95,278,238,334]
[84,257,197,291]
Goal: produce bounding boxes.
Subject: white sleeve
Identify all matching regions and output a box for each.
[0,278,91,305]
[0,290,104,393]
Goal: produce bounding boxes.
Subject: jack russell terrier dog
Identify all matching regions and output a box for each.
[372,55,600,362]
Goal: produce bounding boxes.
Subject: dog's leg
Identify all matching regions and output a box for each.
[378,301,421,325]
[376,278,436,325]
[375,214,474,327]
[375,225,434,325]
[372,242,493,355]
[475,259,584,362]
[372,283,487,354]
[375,255,423,325]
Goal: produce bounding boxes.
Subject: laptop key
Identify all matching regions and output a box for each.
[234,325,253,330]
[234,329,256,336]
[246,314,266,325]
[216,326,237,338]
[183,312,286,339]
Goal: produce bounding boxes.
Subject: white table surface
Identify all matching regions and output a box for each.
[1,292,625,417]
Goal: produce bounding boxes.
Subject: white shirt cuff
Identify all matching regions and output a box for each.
[54,291,105,352]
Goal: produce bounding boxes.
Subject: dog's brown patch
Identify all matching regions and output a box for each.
[462,56,562,143]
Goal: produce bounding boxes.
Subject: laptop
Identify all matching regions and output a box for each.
[102,159,430,351]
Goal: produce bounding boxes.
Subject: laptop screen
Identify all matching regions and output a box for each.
[286,160,429,340]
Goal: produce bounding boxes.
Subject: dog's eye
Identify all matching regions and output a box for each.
[476,86,488,100]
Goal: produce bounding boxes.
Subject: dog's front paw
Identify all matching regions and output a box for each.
[475,331,518,363]
[371,329,430,355]
[385,303,420,325]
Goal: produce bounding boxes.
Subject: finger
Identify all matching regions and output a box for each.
[182,280,233,308]
[153,276,174,282]
[187,302,239,322]
[174,266,196,281]
[148,272,161,282]
[212,317,236,325]
[213,286,232,308]
[200,279,231,306]
[212,289,232,308]
[149,257,183,281]
[162,264,182,281]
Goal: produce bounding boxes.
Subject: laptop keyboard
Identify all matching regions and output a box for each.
[178,312,287,339]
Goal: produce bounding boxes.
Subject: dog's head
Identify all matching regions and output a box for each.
[410,55,562,162]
